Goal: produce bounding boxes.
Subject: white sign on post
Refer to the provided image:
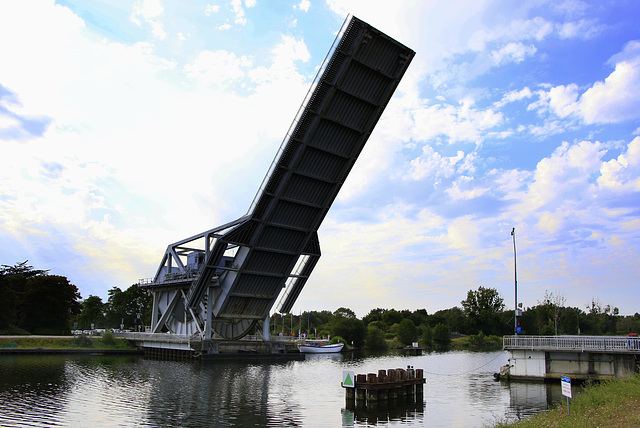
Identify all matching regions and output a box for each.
[561,376,572,398]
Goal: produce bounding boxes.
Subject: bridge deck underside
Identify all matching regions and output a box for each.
[204,17,414,320]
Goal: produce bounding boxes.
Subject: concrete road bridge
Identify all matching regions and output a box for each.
[138,15,415,343]
[503,335,640,381]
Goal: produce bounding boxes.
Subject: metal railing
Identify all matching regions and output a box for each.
[504,335,640,352]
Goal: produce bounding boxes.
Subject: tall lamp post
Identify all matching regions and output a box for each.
[511,227,519,335]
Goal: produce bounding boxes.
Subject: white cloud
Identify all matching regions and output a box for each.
[580,41,640,124]
[131,0,166,40]
[408,146,464,182]
[0,116,19,130]
[557,19,603,39]
[446,176,489,200]
[230,0,256,25]
[535,41,640,124]
[491,42,537,66]
[548,83,579,118]
[495,87,533,108]
[410,100,503,145]
[597,136,640,191]
[470,17,553,52]
[184,50,253,86]
[294,0,311,13]
[526,140,605,210]
[205,4,219,15]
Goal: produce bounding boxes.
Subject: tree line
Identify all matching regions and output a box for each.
[0,261,150,335]
[2,262,638,349]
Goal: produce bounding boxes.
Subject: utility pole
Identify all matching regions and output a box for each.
[511,227,519,335]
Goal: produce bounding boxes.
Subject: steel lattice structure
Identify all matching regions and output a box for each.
[141,15,415,339]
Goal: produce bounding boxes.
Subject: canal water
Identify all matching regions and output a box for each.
[0,350,571,427]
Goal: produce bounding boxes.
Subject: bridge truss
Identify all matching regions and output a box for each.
[141,15,415,340]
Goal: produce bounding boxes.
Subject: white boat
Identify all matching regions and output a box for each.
[297,340,344,353]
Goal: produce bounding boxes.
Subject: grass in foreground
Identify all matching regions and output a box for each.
[0,334,137,350]
[493,373,640,427]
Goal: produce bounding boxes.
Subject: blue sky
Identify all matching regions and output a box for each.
[1,0,639,318]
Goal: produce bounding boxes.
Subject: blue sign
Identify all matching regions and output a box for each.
[516,326,521,333]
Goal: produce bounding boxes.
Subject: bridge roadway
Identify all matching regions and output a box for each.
[502,335,640,381]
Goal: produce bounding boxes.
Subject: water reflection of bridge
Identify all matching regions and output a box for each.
[503,335,640,381]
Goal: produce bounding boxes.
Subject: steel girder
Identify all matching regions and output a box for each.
[142,15,415,340]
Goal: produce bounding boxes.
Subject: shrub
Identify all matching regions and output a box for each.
[73,334,92,348]
[365,325,388,350]
[101,331,116,346]
[433,323,451,350]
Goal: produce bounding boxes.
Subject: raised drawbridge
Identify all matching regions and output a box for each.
[141,15,414,340]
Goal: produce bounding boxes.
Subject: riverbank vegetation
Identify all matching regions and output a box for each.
[2,261,638,352]
[0,332,137,350]
[493,374,640,427]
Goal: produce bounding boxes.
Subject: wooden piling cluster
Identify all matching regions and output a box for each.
[344,366,425,408]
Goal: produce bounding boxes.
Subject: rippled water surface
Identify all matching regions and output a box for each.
[0,350,571,427]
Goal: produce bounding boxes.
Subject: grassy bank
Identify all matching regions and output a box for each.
[0,334,138,351]
[493,373,640,427]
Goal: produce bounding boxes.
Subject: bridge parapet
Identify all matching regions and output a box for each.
[504,335,640,353]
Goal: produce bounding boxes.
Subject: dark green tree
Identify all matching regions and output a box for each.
[461,286,505,335]
[363,308,386,325]
[76,295,106,329]
[433,323,451,350]
[365,325,388,350]
[617,314,640,334]
[0,261,49,332]
[19,275,82,334]
[105,284,151,329]
[397,318,418,346]
[410,309,429,327]
[331,317,366,348]
[381,309,403,325]
[421,324,433,348]
[333,307,357,319]
[429,307,466,333]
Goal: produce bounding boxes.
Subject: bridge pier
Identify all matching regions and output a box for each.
[503,335,640,381]
[116,332,301,360]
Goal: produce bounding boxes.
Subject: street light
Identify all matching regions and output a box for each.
[511,227,519,335]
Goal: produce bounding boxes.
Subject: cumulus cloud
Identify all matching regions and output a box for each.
[410,100,503,145]
[597,136,640,191]
[495,87,533,108]
[548,83,579,118]
[205,4,219,15]
[580,41,640,123]
[491,42,537,65]
[446,176,489,200]
[408,146,465,182]
[534,41,640,124]
[526,140,605,210]
[557,19,603,39]
[184,50,253,86]
[294,0,311,13]
[131,0,166,40]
